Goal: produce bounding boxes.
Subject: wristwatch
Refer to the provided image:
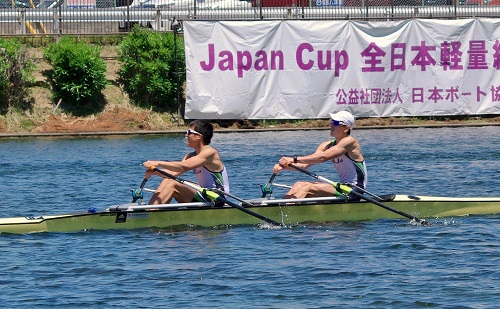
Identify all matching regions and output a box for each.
[293,156,298,163]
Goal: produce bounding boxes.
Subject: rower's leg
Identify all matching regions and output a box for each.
[149,179,196,204]
[284,181,335,199]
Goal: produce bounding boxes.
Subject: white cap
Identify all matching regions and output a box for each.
[328,111,355,129]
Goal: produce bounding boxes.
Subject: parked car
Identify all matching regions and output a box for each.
[424,0,452,5]
[456,0,491,4]
[131,0,252,9]
[116,0,133,5]
[0,0,29,8]
[252,0,309,7]
[95,0,133,7]
[130,0,175,8]
[36,0,62,8]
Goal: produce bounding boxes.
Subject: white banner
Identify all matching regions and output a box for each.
[184,19,500,119]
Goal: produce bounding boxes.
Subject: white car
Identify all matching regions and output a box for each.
[130,0,175,7]
[130,0,252,9]
[187,0,253,9]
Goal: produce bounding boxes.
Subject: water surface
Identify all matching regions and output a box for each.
[0,126,498,308]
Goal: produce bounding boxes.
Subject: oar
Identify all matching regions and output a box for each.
[150,167,284,227]
[287,163,429,225]
[210,188,269,209]
[346,183,384,201]
[131,178,148,203]
[261,173,277,197]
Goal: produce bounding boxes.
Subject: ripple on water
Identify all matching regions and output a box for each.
[0,127,498,307]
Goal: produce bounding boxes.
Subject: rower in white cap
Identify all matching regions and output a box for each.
[273,110,367,200]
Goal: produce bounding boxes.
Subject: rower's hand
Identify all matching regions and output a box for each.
[273,156,293,173]
[272,164,283,174]
[142,161,157,170]
[144,169,153,179]
[278,156,293,167]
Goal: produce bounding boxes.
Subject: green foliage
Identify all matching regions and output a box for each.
[0,38,35,113]
[117,25,185,112]
[43,37,108,115]
[14,34,127,48]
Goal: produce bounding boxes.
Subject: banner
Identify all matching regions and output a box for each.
[183,19,500,119]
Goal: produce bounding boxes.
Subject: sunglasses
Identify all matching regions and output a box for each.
[186,129,202,136]
[331,120,346,126]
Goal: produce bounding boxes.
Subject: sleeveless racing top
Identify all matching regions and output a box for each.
[187,149,230,193]
[326,140,367,189]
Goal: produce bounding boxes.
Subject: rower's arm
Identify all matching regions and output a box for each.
[157,149,215,173]
[296,140,345,165]
[275,141,332,172]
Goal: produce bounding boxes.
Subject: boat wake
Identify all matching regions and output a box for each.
[258,221,286,230]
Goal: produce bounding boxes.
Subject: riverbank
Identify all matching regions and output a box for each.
[1,114,499,139]
[1,46,498,137]
[1,89,499,137]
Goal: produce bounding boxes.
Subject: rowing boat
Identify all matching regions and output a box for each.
[1,195,499,234]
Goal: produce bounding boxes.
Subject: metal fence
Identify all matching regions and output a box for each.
[1,0,500,36]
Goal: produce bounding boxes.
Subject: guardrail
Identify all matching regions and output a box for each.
[1,5,499,35]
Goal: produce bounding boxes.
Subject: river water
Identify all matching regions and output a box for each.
[0,126,499,308]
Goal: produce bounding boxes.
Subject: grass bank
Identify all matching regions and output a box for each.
[1,43,499,135]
